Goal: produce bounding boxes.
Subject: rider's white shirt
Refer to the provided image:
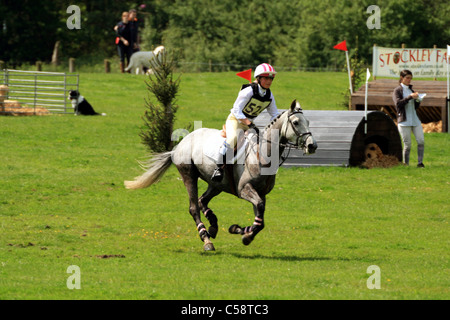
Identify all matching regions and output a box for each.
[230,84,279,121]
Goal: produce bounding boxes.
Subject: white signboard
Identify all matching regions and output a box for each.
[372,46,450,78]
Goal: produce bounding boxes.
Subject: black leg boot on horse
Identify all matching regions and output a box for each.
[229,216,264,245]
[229,183,266,246]
[199,186,222,239]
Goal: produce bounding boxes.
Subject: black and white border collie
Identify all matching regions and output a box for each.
[68,90,106,116]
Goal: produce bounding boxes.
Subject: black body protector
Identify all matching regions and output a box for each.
[241,83,273,120]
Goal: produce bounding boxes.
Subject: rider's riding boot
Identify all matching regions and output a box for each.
[211,143,229,182]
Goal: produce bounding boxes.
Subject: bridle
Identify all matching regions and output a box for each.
[276,110,312,166]
[282,110,312,150]
[249,109,313,167]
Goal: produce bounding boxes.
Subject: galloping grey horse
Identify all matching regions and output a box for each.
[125,100,317,251]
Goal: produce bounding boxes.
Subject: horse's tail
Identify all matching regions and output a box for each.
[124,151,173,189]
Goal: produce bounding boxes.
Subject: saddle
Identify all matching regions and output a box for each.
[219,125,270,167]
[218,125,258,165]
[220,124,247,153]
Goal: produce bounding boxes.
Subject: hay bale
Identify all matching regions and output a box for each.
[0,85,8,99]
[422,121,442,133]
[1,100,50,116]
[4,99,21,109]
[362,154,400,169]
[0,86,8,112]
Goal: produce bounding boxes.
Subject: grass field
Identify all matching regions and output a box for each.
[0,71,449,300]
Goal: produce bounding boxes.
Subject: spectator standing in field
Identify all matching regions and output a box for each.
[114,11,132,73]
[392,69,425,167]
[128,9,140,53]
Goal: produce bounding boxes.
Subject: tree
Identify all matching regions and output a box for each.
[0,0,60,66]
[140,49,181,152]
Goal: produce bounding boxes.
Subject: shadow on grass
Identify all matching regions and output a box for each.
[193,250,343,262]
[226,252,335,262]
[171,248,351,263]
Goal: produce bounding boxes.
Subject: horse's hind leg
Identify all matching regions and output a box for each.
[199,186,221,239]
[177,164,215,251]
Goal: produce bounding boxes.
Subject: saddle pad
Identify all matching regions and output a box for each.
[203,132,226,162]
[203,131,251,164]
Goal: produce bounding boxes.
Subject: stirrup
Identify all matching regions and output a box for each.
[211,166,224,182]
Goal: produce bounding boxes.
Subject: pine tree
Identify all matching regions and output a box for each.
[140,49,181,152]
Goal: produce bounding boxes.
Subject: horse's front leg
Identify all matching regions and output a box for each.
[229,183,265,246]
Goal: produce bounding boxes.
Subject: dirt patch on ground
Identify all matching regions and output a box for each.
[94,254,126,259]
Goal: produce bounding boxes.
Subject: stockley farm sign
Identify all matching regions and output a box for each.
[372,46,449,78]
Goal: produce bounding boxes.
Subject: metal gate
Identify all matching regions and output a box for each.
[0,69,79,115]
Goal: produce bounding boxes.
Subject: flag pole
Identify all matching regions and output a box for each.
[346,50,353,95]
[365,68,370,134]
[333,40,352,95]
[447,45,449,133]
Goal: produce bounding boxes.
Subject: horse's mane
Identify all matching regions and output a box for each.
[264,110,287,130]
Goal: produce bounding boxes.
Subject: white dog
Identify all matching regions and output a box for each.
[125,46,165,74]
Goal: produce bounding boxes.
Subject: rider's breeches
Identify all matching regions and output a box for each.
[214,113,250,164]
[224,113,250,151]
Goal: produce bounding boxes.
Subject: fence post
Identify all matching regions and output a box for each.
[373,44,377,80]
[433,45,437,80]
[33,74,38,115]
[52,41,60,67]
[69,58,76,73]
[104,59,111,73]
[36,61,42,71]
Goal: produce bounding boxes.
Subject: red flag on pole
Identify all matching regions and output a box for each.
[333,40,353,94]
[333,40,348,52]
[236,69,252,83]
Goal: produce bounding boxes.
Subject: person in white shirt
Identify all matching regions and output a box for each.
[392,69,425,167]
[211,63,279,181]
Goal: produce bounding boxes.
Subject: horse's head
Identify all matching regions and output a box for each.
[283,100,317,154]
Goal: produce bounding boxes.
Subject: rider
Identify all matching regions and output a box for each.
[211,63,279,182]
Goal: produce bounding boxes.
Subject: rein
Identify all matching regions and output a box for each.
[261,109,312,167]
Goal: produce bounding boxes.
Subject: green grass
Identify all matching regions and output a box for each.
[0,71,449,300]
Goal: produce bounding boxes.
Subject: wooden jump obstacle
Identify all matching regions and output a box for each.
[254,109,402,167]
[351,79,448,132]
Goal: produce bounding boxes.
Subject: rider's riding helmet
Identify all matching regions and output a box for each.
[254,63,277,79]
